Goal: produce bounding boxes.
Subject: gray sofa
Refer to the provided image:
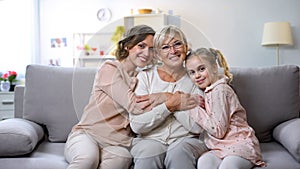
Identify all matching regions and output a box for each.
[0,64,299,169]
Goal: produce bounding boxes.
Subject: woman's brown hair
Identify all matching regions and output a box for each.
[114,25,155,61]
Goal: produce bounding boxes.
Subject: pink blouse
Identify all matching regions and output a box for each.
[189,78,265,166]
[72,60,143,147]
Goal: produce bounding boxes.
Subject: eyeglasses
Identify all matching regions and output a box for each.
[160,41,183,53]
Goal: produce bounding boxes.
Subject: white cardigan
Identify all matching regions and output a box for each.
[130,66,204,145]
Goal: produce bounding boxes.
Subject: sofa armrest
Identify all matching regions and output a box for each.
[14,85,25,118]
[273,118,300,162]
[0,118,44,156]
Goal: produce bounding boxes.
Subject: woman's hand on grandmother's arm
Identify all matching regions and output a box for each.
[134,95,151,111]
[130,93,174,134]
[165,91,198,112]
[136,92,173,111]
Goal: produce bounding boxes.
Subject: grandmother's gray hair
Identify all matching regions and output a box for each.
[153,25,188,56]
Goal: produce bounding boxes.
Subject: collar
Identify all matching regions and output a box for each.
[204,77,229,93]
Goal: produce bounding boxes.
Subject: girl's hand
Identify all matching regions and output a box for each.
[199,96,205,109]
[192,94,205,109]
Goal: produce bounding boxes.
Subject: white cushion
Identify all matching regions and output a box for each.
[0,118,44,156]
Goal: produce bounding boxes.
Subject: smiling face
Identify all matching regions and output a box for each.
[186,55,217,90]
[126,34,154,69]
[158,36,187,68]
[154,26,189,71]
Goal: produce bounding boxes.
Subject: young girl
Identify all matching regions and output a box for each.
[185,48,266,169]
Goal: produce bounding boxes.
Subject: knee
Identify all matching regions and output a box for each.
[167,138,207,159]
[219,163,239,169]
[101,156,132,169]
[219,156,253,169]
[131,142,166,158]
[132,148,165,168]
[131,143,165,169]
[197,152,221,169]
[64,132,100,169]
[101,146,132,169]
[166,142,189,157]
[68,153,99,169]
[197,157,217,169]
[133,156,164,169]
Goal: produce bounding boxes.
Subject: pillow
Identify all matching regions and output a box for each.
[23,64,96,142]
[0,118,44,156]
[273,118,300,162]
[230,65,300,142]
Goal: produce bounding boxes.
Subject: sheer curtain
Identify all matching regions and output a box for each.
[0,0,39,82]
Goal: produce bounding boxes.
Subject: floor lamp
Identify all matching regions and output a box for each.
[261,22,293,65]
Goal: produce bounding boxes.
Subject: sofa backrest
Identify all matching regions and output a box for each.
[230,65,300,142]
[23,64,97,142]
[22,64,299,143]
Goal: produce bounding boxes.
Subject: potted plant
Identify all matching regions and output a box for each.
[110,25,125,55]
[0,71,18,91]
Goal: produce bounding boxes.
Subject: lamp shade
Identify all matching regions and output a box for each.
[261,22,293,46]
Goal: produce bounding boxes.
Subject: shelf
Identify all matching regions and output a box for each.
[73,32,115,67]
[74,55,115,59]
[124,13,180,31]
[73,55,115,67]
[0,92,14,120]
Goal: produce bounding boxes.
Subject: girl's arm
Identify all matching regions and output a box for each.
[189,85,233,138]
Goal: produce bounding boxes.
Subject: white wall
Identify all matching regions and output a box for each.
[40,0,300,67]
[0,0,37,76]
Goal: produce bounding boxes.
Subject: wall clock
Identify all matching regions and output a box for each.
[97,8,112,22]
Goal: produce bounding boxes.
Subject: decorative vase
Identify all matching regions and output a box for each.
[9,84,16,91]
[0,81,10,92]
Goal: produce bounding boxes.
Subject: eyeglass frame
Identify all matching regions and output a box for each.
[159,40,184,53]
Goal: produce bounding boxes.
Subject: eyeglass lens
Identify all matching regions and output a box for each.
[161,41,183,53]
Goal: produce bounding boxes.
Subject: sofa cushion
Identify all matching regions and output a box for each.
[273,118,300,162]
[230,65,300,142]
[0,142,68,169]
[23,64,97,142]
[257,142,300,169]
[0,118,44,156]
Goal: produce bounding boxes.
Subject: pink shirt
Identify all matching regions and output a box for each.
[72,60,144,147]
[189,78,265,166]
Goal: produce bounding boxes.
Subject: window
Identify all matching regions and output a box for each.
[0,0,39,80]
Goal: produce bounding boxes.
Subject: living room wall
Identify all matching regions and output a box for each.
[40,0,300,67]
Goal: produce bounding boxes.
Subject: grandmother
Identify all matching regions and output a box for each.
[130,25,208,169]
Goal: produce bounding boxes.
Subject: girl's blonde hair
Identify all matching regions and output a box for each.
[186,48,233,83]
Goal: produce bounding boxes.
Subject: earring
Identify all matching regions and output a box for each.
[186,49,192,56]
